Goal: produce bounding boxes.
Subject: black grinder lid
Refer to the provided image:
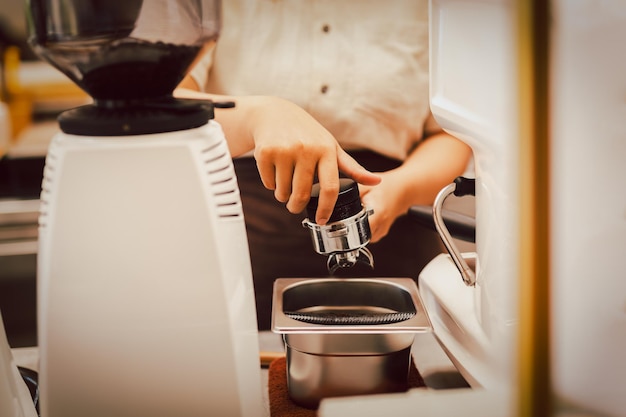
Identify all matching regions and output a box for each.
[58,98,214,136]
[306,178,362,223]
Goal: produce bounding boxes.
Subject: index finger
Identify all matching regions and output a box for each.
[337,147,381,186]
[313,153,340,225]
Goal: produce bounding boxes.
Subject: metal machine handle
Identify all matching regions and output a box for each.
[433,177,476,286]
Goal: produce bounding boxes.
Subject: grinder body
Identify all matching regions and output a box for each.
[37,122,263,417]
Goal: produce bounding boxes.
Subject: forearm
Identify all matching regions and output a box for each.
[174,86,260,157]
[174,83,381,224]
[389,132,472,211]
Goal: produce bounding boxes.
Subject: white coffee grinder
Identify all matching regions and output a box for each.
[27,1,264,416]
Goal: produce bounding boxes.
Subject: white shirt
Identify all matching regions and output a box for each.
[189,0,440,161]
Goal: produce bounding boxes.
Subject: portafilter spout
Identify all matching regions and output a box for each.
[302,179,374,274]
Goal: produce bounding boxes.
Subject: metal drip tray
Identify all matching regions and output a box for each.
[271,278,431,408]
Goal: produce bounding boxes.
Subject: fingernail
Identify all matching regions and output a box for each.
[317,217,328,225]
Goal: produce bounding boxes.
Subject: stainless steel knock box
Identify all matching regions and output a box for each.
[271,277,432,409]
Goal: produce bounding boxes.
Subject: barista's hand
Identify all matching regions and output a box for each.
[359,171,410,243]
[249,97,381,225]
[174,89,380,224]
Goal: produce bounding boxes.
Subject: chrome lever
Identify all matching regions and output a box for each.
[433,177,476,286]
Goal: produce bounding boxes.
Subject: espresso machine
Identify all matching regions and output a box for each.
[27,1,264,416]
[420,2,626,416]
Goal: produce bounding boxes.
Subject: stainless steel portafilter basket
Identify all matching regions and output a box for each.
[302,179,374,274]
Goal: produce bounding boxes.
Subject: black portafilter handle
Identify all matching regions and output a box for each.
[306,178,362,223]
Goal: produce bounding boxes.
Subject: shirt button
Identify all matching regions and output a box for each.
[320,85,329,94]
[322,24,331,33]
